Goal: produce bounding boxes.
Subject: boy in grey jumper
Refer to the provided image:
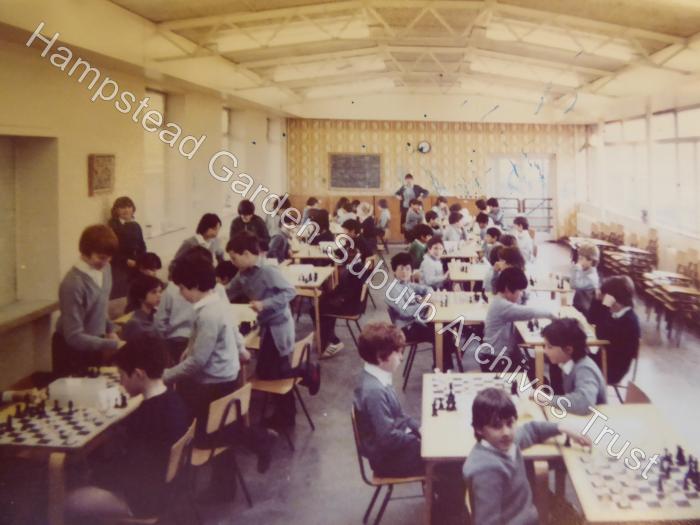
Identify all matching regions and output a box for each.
[353,322,423,477]
[122,274,163,343]
[482,267,556,373]
[463,388,591,525]
[541,318,607,415]
[53,225,123,376]
[420,237,449,290]
[570,243,600,317]
[227,232,320,429]
[404,199,425,237]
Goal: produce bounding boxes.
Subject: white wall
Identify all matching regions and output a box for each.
[0,138,16,307]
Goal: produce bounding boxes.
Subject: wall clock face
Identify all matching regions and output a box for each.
[418,141,431,154]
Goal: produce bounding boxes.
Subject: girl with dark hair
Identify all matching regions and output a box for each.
[107,196,147,299]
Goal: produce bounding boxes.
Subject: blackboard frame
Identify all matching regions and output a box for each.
[328,153,381,190]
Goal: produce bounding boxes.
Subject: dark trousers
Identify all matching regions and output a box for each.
[256,331,301,425]
[319,294,361,348]
[399,206,408,235]
[51,332,104,377]
[164,337,189,367]
[402,323,457,371]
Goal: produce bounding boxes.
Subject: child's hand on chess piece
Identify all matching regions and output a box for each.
[250,300,264,313]
[557,423,593,448]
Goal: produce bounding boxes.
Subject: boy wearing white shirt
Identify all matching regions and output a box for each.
[513,216,535,263]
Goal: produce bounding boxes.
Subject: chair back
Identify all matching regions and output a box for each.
[165,419,197,484]
[350,405,373,485]
[464,482,473,521]
[624,381,650,404]
[291,332,314,369]
[205,382,252,435]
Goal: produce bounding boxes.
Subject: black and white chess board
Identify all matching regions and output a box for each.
[430,374,515,417]
[579,451,700,511]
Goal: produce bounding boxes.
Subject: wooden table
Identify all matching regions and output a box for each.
[568,237,616,249]
[280,265,336,353]
[514,306,609,384]
[0,368,140,525]
[291,244,336,265]
[440,244,480,262]
[421,372,560,524]
[546,404,700,524]
[528,276,573,300]
[427,292,492,371]
[447,262,490,289]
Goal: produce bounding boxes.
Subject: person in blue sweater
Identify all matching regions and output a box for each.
[122,274,163,343]
[463,388,591,525]
[570,243,600,317]
[353,322,422,477]
[53,225,123,377]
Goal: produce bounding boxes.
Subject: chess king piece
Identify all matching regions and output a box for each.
[527,320,534,332]
[432,400,438,417]
[677,446,686,466]
[446,383,456,411]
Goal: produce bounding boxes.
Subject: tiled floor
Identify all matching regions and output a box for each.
[147,242,700,524]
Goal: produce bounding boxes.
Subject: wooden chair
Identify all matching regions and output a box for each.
[112,419,198,524]
[609,354,640,403]
[251,333,315,450]
[322,283,369,348]
[464,483,473,522]
[365,256,379,309]
[190,383,255,508]
[624,381,650,403]
[350,406,424,525]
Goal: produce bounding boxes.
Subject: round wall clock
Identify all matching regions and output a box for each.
[417,141,431,154]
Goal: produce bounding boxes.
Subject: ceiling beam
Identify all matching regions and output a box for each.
[494,3,685,46]
[159,1,363,31]
[240,46,381,69]
[276,69,398,89]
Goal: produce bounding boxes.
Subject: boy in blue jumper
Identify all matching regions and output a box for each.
[570,243,600,317]
[53,224,123,377]
[227,232,320,429]
[463,388,590,525]
[420,236,449,290]
[122,274,163,343]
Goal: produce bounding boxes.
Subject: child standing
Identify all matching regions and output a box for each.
[541,318,607,415]
[463,388,590,525]
[227,233,320,428]
[353,323,422,477]
[570,243,600,316]
[53,225,122,377]
[408,224,433,269]
[229,199,271,248]
[173,213,224,263]
[302,197,321,224]
[475,213,490,241]
[420,237,449,290]
[122,274,163,343]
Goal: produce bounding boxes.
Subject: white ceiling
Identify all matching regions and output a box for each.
[105,0,700,122]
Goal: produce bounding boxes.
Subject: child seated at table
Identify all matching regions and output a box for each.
[65,336,192,523]
[122,274,163,343]
[486,197,504,228]
[482,267,556,373]
[420,237,449,290]
[570,243,600,317]
[404,198,425,240]
[229,199,270,248]
[136,252,162,277]
[173,213,224,263]
[541,318,607,415]
[475,212,490,241]
[483,246,525,293]
[353,322,423,477]
[432,196,450,222]
[463,388,591,525]
[513,216,535,263]
[227,232,320,429]
[387,253,457,371]
[215,260,238,286]
[425,210,444,237]
[308,209,335,245]
[483,227,502,261]
[408,223,433,269]
[268,213,297,263]
[588,276,640,385]
[444,211,465,242]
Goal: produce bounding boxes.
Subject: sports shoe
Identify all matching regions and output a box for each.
[321,341,344,359]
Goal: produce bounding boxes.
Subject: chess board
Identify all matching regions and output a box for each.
[577,452,700,513]
[430,373,508,399]
[0,403,133,449]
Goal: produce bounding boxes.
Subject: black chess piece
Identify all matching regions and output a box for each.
[474,292,480,303]
[527,320,534,332]
[432,400,438,417]
[120,394,128,408]
[481,290,488,303]
[677,446,686,466]
[68,401,74,414]
[564,435,571,447]
[469,296,473,304]
[446,383,456,411]
[437,398,444,411]
[53,399,60,412]
[657,474,664,493]
[313,272,318,281]
[511,380,518,396]
[529,277,535,286]
[534,319,540,330]
[6,415,12,431]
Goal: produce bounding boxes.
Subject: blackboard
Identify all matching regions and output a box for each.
[329,153,381,189]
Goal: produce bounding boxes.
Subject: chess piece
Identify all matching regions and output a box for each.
[527,320,534,332]
[534,319,540,330]
[437,398,444,411]
[469,295,473,304]
[677,446,686,466]
[432,400,438,417]
[6,415,12,431]
[120,394,128,408]
[444,295,449,307]
[53,399,60,412]
[657,474,664,493]
[313,272,318,281]
[529,277,535,287]
[68,401,74,414]
[474,292,480,303]
[446,383,456,411]
[564,435,571,447]
[481,290,488,303]
[511,381,518,396]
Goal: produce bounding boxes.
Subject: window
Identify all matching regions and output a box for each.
[678,107,700,138]
[221,108,236,213]
[652,113,675,140]
[623,118,646,142]
[604,121,622,143]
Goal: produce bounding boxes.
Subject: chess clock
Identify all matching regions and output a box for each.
[417,141,431,154]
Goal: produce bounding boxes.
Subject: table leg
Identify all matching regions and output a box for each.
[434,323,444,372]
[48,452,66,525]
[535,347,545,385]
[313,293,322,354]
[424,461,435,525]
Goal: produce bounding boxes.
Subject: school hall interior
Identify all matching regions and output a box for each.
[2,1,700,524]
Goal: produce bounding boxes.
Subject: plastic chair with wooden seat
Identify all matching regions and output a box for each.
[322,284,369,348]
[112,419,198,525]
[250,333,315,450]
[365,256,378,309]
[351,406,424,525]
[189,383,255,508]
[624,381,650,403]
[601,348,640,403]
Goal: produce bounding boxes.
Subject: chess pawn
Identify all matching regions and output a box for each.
[677,446,686,466]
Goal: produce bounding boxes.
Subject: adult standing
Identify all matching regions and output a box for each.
[394,174,428,235]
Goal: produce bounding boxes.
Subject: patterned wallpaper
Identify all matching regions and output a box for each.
[286,118,587,199]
